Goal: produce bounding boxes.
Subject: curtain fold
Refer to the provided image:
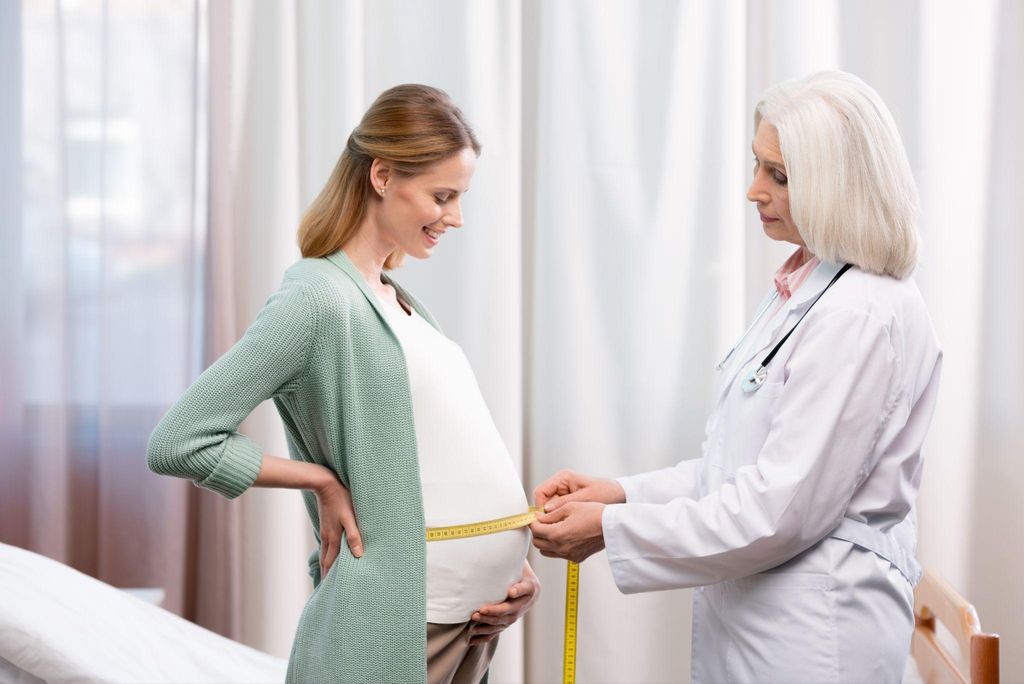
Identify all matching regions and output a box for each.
[969,0,1024,678]
[524,2,748,680]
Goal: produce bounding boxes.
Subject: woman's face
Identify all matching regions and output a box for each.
[747,121,804,248]
[373,147,476,259]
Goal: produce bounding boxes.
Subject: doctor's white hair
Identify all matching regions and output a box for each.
[755,71,919,279]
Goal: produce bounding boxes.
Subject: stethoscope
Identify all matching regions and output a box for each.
[716,263,852,394]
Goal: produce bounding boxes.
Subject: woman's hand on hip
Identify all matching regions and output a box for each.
[469,560,541,645]
[533,469,625,512]
[314,473,363,577]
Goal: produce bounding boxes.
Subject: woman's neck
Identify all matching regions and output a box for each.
[343,218,393,288]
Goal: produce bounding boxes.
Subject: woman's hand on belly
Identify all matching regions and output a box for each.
[468,560,541,645]
[314,474,363,577]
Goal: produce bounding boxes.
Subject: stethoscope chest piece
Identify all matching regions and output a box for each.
[741,365,768,393]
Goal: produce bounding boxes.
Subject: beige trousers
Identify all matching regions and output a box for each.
[426,621,498,684]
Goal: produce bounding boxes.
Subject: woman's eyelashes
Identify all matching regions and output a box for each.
[753,157,788,186]
[434,193,450,205]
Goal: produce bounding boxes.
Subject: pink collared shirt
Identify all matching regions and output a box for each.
[774,247,819,300]
[767,247,819,318]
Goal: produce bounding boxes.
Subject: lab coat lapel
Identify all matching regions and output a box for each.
[714,260,844,405]
[764,259,844,340]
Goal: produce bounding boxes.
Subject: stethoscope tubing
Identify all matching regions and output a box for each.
[717,263,853,394]
[740,263,852,393]
[715,290,780,371]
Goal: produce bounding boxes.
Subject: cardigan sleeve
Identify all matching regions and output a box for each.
[147,275,316,499]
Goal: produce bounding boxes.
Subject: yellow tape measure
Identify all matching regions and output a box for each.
[425,507,541,541]
[425,506,580,684]
[563,560,580,684]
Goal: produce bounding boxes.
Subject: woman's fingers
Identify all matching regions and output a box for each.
[507,581,534,600]
[472,597,528,625]
[320,538,335,576]
[316,479,364,561]
[340,510,364,558]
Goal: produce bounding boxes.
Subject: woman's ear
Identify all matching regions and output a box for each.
[369,158,391,197]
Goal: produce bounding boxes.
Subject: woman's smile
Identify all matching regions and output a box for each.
[423,225,443,246]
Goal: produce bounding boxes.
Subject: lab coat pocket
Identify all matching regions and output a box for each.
[713,374,785,484]
[723,572,839,684]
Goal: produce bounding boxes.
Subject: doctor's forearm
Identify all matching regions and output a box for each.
[616,457,703,505]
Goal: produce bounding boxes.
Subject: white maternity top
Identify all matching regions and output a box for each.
[382,297,530,623]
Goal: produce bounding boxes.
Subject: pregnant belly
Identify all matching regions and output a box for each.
[422,475,532,623]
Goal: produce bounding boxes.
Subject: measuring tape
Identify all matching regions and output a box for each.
[425,507,580,684]
[562,559,580,684]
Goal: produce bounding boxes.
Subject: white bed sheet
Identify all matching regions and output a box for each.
[0,543,287,684]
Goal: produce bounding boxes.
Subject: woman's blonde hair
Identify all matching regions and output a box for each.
[298,84,481,269]
[755,71,920,279]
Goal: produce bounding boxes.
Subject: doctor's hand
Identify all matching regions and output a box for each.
[533,469,626,512]
[314,473,363,577]
[469,560,541,645]
[530,501,607,564]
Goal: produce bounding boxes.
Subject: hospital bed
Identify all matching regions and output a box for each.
[0,542,287,683]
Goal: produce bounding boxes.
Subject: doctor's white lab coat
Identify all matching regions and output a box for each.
[602,261,942,684]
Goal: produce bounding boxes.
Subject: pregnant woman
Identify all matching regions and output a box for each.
[147,84,538,684]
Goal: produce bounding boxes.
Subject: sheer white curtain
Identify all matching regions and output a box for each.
[523,1,747,680]
[0,0,253,636]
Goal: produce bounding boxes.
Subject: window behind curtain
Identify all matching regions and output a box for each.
[3,0,208,582]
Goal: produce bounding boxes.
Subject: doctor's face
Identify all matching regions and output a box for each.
[747,122,804,248]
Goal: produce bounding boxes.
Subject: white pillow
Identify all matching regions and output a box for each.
[0,543,287,683]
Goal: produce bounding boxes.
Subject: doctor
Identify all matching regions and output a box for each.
[531,71,942,684]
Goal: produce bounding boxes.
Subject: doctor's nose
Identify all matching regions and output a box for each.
[747,176,769,204]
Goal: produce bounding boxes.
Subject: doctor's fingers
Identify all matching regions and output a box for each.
[531,531,570,557]
[532,469,585,507]
[533,504,572,525]
[541,489,599,513]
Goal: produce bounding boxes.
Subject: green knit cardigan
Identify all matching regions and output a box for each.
[147,250,438,683]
